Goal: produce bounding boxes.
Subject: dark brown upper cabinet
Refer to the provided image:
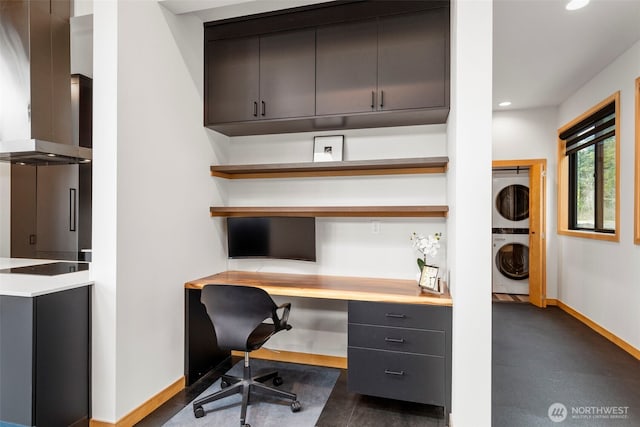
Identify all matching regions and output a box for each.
[378,10,447,111]
[317,9,447,116]
[205,28,315,125]
[316,20,378,116]
[204,1,450,136]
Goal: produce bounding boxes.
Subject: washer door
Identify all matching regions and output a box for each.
[495,243,529,280]
[496,184,529,221]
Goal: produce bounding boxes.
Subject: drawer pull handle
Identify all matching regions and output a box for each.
[384,369,405,376]
[385,313,406,319]
[384,337,405,343]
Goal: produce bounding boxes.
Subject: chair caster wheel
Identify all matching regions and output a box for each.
[221,379,231,388]
[291,400,302,412]
[194,406,205,418]
[242,424,251,427]
[272,376,283,386]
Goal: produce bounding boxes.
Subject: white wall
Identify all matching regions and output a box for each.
[492,106,559,298]
[227,124,448,280]
[73,0,94,17]
[226,125,448,356]
[448,0,492,425]
[70,15,93,78]
[556,39,640,351]
[0,163,9,257]
[92,0,228,422]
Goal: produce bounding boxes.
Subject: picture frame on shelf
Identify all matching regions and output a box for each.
[313,135,344,162]
[419,265,442,294]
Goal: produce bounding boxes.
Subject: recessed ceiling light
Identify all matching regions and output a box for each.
[47,153,56,157]
[566,0,589,11]
[498,101,512,107]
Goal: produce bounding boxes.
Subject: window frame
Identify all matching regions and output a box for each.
[635,78,640,244]
[557,92,620,242]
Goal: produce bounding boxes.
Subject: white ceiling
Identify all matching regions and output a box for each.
[160,0,640,111]
[493,0,640,111]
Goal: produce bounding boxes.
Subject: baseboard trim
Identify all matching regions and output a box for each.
[231,348,348,369]
[89,376,185,427]
[550,299,640,360]
[545,298,558,306]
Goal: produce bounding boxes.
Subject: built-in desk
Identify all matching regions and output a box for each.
[184,271,452,417]
[185,270,452,305]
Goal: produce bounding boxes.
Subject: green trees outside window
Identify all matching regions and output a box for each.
[564,102,616,234]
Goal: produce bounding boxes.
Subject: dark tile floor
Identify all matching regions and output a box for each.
[493,303,640,427]
[135,356,444,426]
[138,302,640,426]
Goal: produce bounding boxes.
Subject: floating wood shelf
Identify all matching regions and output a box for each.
[209,205,449,218]
[210,156,448,179]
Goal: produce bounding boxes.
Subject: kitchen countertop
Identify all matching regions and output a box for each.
[0,258,93,297]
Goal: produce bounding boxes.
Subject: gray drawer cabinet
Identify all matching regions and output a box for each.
[347,301,452,415]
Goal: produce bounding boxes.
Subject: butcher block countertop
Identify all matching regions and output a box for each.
[185,270,452,306]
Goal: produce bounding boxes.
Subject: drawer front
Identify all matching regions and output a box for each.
[348,301,450,330]
[347,347,445,405]
[348,323,445,356]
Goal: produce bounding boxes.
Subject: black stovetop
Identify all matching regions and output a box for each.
[0,262,90,276]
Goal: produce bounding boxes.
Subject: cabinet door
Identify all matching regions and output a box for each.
[378,9,447,111]
[259,29,315,120]
[10,165,37,258]
[35,287,90,427]
[36,165,79,260]
[316,20,377,116]
[205,36,259,124]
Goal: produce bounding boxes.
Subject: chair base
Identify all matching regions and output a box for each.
[192,353,301,426]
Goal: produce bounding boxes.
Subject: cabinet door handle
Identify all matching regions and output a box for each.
[253,101,258,117]
[384,369,405,376]
[380,90,384,109]
[261,100,266,116]
[69,188,77,232]
[385,313,405,319]
[371,91,375,109]
[384,337,405,343]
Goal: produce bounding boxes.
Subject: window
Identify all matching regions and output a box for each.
[557,93,619,241]
[635,78,640,244]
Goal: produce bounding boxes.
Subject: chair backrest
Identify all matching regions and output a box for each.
[201,285,278,351]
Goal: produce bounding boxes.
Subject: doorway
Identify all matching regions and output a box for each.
[492,159,547,308]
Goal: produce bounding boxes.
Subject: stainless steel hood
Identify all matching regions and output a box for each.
[0,139,91,165]
[0,0,92,165]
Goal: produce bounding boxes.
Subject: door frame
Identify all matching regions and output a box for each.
[492,159,547,308]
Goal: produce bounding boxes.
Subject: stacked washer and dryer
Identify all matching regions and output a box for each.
[492,169,530,295]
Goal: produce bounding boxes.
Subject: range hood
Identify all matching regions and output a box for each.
[0,0,92,165]
[0,139,91,165]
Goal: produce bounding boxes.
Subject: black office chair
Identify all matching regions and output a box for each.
[192,284,301,427]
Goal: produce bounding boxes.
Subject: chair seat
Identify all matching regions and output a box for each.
[247,323,277,351]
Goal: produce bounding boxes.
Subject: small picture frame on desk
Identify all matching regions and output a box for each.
[419,265,442,294]
[313,135,344,162]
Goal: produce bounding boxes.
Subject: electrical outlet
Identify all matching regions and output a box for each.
[371,221,380,234]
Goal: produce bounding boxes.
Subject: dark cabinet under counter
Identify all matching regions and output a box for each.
[347,301,452,417]
[0,286,91,427]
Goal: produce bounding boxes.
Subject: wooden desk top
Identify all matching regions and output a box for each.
[185,270,452,306]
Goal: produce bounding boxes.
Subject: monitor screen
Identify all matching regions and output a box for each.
[227,217,316,262]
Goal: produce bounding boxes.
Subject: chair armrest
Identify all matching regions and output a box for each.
[274,302,292,331]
